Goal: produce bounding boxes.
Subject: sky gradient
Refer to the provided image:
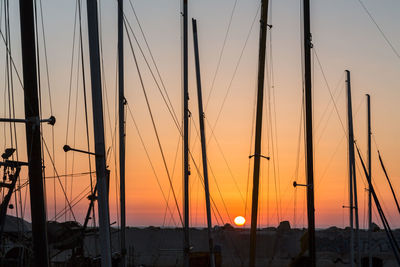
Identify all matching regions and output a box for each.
[1,0,400,229]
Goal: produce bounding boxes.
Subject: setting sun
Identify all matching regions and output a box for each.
[234,216,246,226]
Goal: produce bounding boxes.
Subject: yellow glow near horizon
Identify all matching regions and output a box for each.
[234,216,246,226]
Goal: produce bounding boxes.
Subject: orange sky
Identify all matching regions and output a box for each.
[2,0,400,229]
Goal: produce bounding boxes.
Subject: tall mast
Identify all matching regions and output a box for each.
[192,18,215,267]
[182,0,190,266]
[346,70,354,267]
[346,70,360,267]
[249,0,269,266]
[19,1,49,266]
[118,0,127,265]
[86,0,112,266]
[303,1,316,266]
[366,94,372,267]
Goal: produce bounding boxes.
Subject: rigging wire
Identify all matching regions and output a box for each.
[265,19,282,224]
[69,37,81,221]
[42,138,77,221]
[124,21,184,226]
[45,172,96,179]
[34,0,50,222]
[205,117,245,205]
[0,28,23,89]
[162,135,181,227]
[36,0,57,222]
[124,1,245,227]
[127,0,180,130]
[355,0,400,60]
[98,0,120,237]
[208,5,260,141]
[293,98,304,228]
[77,0,96,228]
[244,77,258,219]
[122,3,233,229]
[189,116,231,224]
[204,0,238,110]
[126,103,179,227]
[313,48,346,134]
[123,12,181,132]
[64,0,79,221]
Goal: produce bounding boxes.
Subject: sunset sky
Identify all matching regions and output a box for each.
[1,0,400,229]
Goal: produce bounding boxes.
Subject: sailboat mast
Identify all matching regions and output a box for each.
[303,1,316,266]
[346,70,361,266]
[367,94,372,267]
[19,1,50,266]
[117,0,127,265]
[249,0,269,266]
[86,0,112,266]
[192,18,216,267]
[346,70,355,267]
[182,0,190,266]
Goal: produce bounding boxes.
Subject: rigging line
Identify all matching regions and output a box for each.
[112,47,120,231]
[313,48,346,134]
[354,141,391,219]
[188,118,238,224]
[0,28,23,89]
[69,38,82,220]
[64,0,79,220]
[315,133,346,190]
[34,0,50,220]
[38,0,56,206]
[125,21,183,225]
[125,24,183,226]
[53,187,91,221]
[356,0,400,60]
[315,72,345,135]
[189,152,227,225]
[4,0,13,159]
[375,148,400,214]
[204,117,245,205]
[51,185,90,220]
[77,0,95,198]
[205,157,233,224]
[204,0,239,110]
[162,135,181,227]
[13,181,29,193]
[42,137,77,221]
[359,151,394,224]
[97,1,116,169]
[293,95,304,228]
[5,0,24,230]
[189,156,244,265]
[0,0,2,29]
[124,7,230,225]
[122,14,181,132]
[4,0,13,150]
[126,0,180,129]
[100,9,118,169]
[38,0,53,116]
[37,0,57,220]
[245,80,258,218]
[208,5,260,140]
[316,84,345,145]
[266,54,281,222]
[355,143,400,262]
[268,22,283,223]
[45,172,96,179]
[126,103,180,227]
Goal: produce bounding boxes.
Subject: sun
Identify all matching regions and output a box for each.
[234,216,246,226]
